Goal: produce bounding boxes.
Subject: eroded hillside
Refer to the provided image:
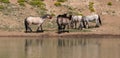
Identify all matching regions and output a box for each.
[0,0,120,34]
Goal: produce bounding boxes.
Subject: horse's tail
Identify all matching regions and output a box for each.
[24,18,28,31]
[98,15,102,25]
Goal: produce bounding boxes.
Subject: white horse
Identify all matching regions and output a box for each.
[70,15,86,30]
[24,14,52,32]
[83,14,102,28]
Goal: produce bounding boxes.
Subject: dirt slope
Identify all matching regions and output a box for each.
[0,0,120,35]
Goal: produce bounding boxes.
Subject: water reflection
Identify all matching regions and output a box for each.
[0,37,119,58]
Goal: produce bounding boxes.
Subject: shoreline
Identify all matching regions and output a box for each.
[0,32,119,38]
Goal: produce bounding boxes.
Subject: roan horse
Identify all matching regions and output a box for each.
[70,15,86,30]
[82,14,102,28]
[56,13,72,33]
[24,14,52,32]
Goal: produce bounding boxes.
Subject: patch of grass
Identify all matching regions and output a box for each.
[70,29,91,32]
[0,0,9,3]
[29,0,47,15]
[29,0,46,8]
[0,5,4,10]
[18,0,25,6]
[54,2,62,7]
[88,2,95,12]
[37,9,47,16]
[51,13,55,16]
[107,2,112,6]
[57,0,67,2]
[64,5,73,10]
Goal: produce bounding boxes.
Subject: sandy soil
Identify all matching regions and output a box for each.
[0,15,120,37]
[0,0,120,37]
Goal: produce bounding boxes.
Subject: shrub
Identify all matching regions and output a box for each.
[51,13,55,16]
[0,5,4,10]
[18,0,25,6]
[107,2,112,6]
[57,0,67,2]
[0,0,9,3]
[88,2,95,12]
[54,2,61,7]
[30,0,45,8]
[29,0,47,15]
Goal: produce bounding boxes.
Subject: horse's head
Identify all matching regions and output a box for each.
[47,14,52,19]
[48,15,52,19]
[43,14,52,19]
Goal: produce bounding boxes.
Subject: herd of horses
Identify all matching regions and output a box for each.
[24,13,102,33]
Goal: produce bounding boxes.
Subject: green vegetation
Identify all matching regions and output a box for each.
[51,13,55,16]
[18,0,25,6]
[107,2,112,6]
[54,2,62,7]
[63,5,83,15]
[0,5,4,10]
[29,0,47,15]
[29,0,45,8]
[0,0,9,3]
[88,2,95,12]
[57,0,67,2]
[70,29,91,32]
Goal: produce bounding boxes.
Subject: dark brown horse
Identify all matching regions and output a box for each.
[56,13,72,33]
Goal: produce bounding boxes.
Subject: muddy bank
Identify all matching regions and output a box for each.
[0,32,119,38]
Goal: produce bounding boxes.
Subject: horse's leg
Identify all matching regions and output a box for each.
[40,24,43,31]
[58,26,61,32]
[57,24,62,33]
[36,24,42,32]
[37,26,40,32]
[85,21,89,28]
[73,22,75,29]
[24,22,28,32]
[62,25,66,32]
[24,20,32,32]
[78,22,83,30]
[70,21,74,29]
[67,24,70,32]
[27,25,32,32]
[95,19,99,27]
[37,24,43,32]
[25,25,28,32]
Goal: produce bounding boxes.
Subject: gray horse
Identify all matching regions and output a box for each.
[70,15,86,30]
[82,14,102,28]
[24,14,52,32]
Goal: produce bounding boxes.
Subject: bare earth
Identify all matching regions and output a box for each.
[0,14,119,36]
[0,0,120,37]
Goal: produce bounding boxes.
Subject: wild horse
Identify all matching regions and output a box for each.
[56,13,72,33]
[24,14,52,32]
[70,15,86,30]
[82,14,102,28]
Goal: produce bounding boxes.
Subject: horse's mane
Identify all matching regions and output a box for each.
[57,13,72,19]
[57,13,67,17]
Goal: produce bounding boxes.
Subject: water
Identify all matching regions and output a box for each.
[0,36,120,58]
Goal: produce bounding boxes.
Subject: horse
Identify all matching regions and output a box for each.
[24,14,52,32]
[56,13,72,33]
[82,14,102,28]
[70,15,86,30]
